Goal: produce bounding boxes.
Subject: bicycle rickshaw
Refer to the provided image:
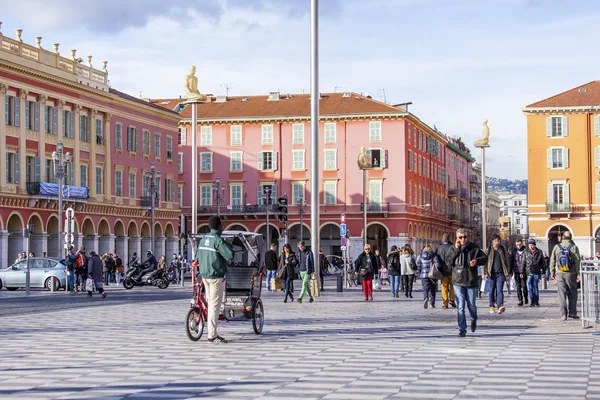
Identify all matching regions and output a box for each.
[185,231,265,341]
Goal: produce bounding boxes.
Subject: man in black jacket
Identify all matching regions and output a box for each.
[436,233,456,309]
[447,228,488,337]
[509,238,529,306]
[265,243,279,292]
[525,238,544,307]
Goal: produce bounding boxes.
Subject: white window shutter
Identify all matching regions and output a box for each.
[547,149,553,169]
[562,148,569,168]
[562,116,568,137]
[547,183,553,204]
[595,115,600,137]
[273,151,278,170]
[596,147,600,168]
[563,183,570,205]
[596,181,600,204]
[546,117,552,137]
[257,151,263,171]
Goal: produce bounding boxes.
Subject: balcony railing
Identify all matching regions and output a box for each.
[469,175,480,185]
[197,204,277,215]
[140,196,160,208]
[459,189,468,200]
[360,203,390,213]
[546,203,572,213]
[448,188,457,197]
[470,195,481,203]
[449,213,459,221]
[26,181,89,199]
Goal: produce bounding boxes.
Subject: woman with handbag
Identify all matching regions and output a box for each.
[355,244,378,301]
[400,244,417,298]
[417,245,440,309]
[281,244,298,303]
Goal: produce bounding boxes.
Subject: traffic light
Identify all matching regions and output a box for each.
[277,195,288,222]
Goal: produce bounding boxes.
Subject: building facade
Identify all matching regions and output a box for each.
[498,192,528,238]
[524,80,600,257]
[0,30,181,268]
[153,92,477,257]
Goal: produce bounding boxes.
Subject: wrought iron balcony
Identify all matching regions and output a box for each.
[140,196,160,208]
[449,213,459,221]
[197,204,277,215]
[459,189,468,200]
[546,203,571,213]
[448,188,458,197]
[470,194,481,204]
[360,203,390,213]
[469,175,480,185]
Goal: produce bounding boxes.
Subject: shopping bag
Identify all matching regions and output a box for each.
[271,277,284,291]
[480,278,491,293]
[310,278,319,297]
[374,278,382,291]
[85,278,95,292]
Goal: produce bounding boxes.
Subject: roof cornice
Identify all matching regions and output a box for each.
[179,112,410,125]
[522,105,600,113]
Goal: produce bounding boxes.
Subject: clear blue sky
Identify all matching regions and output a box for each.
[2,0,599,179]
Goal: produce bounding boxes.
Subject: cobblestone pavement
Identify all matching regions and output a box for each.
[0,279,598,400]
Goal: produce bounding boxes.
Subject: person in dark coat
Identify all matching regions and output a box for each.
[87,251,106,299]
[355,243,378,301]
[281,244,298,303]
[417,245,440,309]
[435,233,456,309]
[447,228,487,337]
[509,238,529,306]
[483,234,511,314]
[525,238,544,307]
[265,243,279,292]
[387,246,402,298]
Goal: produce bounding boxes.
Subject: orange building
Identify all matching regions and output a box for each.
[523,81,600,257]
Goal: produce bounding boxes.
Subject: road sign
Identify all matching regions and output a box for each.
[64,233,74,244]
[340,213,346,224]
[65,207,75,219]
[340,223,347,237]
[340,245,346,251]
[341,237,347,246]
[64,219,75,234]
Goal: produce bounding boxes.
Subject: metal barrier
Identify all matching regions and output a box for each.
[581,260,600,328]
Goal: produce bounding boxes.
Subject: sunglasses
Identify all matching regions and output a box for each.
[458,236,467,239]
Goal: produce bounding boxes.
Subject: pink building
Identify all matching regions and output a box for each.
[153,92,476,256]
[0,31,181,269]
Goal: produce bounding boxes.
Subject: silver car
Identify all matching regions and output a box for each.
[0,257,67,291]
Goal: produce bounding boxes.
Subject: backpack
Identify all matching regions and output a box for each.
[388,255,400,273]
[557,244,575,272]
[76,253,87,268]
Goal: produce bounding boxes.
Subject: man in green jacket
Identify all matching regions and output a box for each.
[196,215,234,344]
[549,231,581,321]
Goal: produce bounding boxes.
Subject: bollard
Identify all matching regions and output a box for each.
[337,274,343,292]
[542,273,548,289]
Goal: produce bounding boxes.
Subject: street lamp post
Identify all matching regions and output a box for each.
[52,141,71,259]
[297,198,305,243]
[262,186,272,249]
[212,177,225,217]
[145,162,162,253]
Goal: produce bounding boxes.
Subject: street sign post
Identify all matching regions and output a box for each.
[340,213,346,224]
[340,223,347,237]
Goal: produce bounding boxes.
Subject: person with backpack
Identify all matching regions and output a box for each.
[549,231,581,320]
[436,233,456,309]
[417,245,441,309]
[387,246,401,298]
[65,245,78,294]
[524,239,544,307]
[355,244,377,301]
[483,234,511,315]
[509,238,529,306]
[75,247,88,293]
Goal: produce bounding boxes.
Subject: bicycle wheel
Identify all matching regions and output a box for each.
[252,299,264,335]
[185,307,205,341]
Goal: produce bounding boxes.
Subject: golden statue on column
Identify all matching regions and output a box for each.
[473,120,490,147]
[184,65,207,102]
[357,147,372,169]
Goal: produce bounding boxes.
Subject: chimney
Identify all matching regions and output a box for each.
[35,36,42,48]
[268,91,280,101]
[15,29,23,42]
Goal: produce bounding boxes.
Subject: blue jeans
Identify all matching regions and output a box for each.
[68,270,75,291]
[527,274,539,304]
[266,270,277,290]
[488,274,505,307]
[454,286,478,334]
[389,275,400,295]
[284,278,293,301]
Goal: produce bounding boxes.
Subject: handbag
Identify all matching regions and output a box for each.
[276,267,286,279]
[428,260,444,282]
[85,278,95,292]
[480,278,491,293]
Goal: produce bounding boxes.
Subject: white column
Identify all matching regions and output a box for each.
[129,236,142,260]
[165,236,178,258]
[83,234,99,253]
[155,236,166,259]
[388,236,408,250]
[98,234,115,255]
[115,235,127,259]
[0,231,9,269]
[73,233,84,252]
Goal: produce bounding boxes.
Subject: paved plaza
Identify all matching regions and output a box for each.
[0,279,599,400]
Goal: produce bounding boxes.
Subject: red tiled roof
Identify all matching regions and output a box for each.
[110,88,180,116]
[149,92,406,120]
[526,81,600,108]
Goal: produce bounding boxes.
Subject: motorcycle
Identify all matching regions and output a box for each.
[122,263,169,289]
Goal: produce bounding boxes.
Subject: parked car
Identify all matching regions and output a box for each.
[0,257,66,291]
